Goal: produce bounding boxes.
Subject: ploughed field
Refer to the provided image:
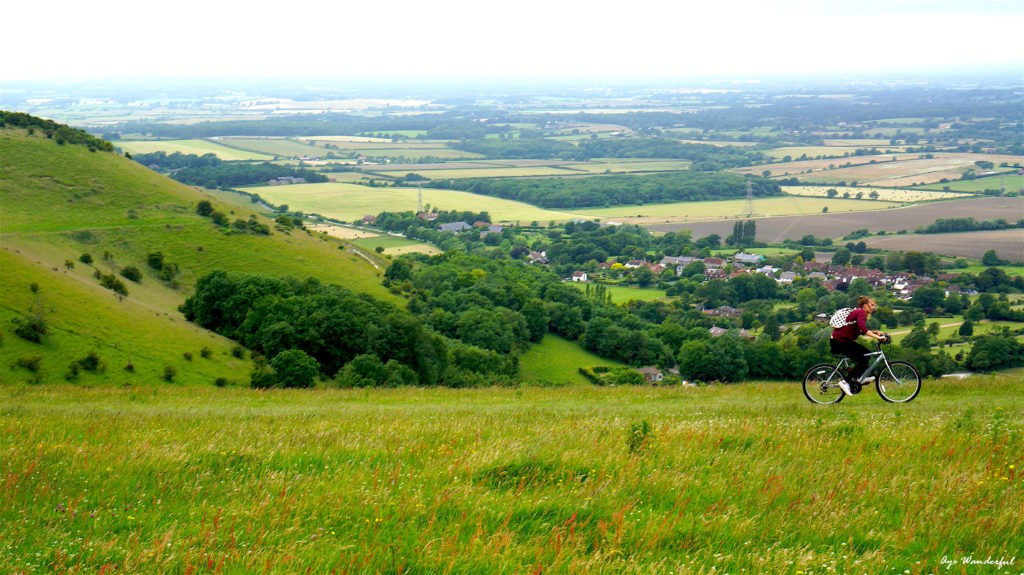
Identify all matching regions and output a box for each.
[862,229,1024,263]
[2,377,1020,573]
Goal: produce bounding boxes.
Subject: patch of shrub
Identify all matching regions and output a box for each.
[196,200,213,217]
[163,365,177,382]
[13,317,47,343]
[120,265,142,283]
[99,274,129,296]
[231,346,245,359]
[73,350,104,373]
[200,346,213,359]
[79,253,93,264]
[183,352,193,361]
[14,355,42,373]
[147,252,165,270]
[214,377,230,387]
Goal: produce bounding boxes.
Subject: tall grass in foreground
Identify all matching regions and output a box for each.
[1,376,1021,574]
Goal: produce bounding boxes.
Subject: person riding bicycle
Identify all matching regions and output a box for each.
[831,296,886,396]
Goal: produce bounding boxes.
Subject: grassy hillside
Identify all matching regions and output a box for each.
[518,334,627,385]
[1,376,1019,573]
[1,127,394,386]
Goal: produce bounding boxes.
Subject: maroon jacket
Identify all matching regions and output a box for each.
[831,307,867,342]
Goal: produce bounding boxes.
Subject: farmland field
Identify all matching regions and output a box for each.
[862,229,1024,263]
[566,160,693,173]
[579,196,896,223]
[943,265,1024,277]
[218,137,328,158]
[733,153,921,177]
[246,182,587,223]
[114,139,275,161]
[762,146,906,160]
[646,196,1024,242]
[385,166,582,179]
[792,154,1024,187]
[351,235,428,251]
[781,185,969,202]
[1,378,1020,573]
[915,173,1024,193]
[308,223,381,240]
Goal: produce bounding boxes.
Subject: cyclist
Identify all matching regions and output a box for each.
[831,296,886,396]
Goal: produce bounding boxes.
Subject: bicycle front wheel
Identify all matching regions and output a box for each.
[803,363,845,405]
[876,361,921,403]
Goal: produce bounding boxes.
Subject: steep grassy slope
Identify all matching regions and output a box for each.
[0,128,393,385]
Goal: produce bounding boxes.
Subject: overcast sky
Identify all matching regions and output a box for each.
[3,0,1021,82]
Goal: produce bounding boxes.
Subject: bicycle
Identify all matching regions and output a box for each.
[802,335,921,404]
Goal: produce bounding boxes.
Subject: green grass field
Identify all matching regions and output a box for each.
[216,137,330,158]
[915,173,1024,193]
[351,235,425,251]
[2,377,1019,573]
[572,283,666,303]
[247,182,588,223]
[114,139,275,161]
[518,334,625,385]
[390,166,581,179]
[943,265,1024,277]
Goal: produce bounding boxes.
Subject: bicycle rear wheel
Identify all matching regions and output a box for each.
[803,363,845,404]
[875,361,921,403]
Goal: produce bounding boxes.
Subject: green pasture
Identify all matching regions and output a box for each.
[396,166,581,179]
[1,377,1019,573]
[886,316,1023,345]
[356,147,483,160]
[571,282,666,303]
[915,173,1024,193]
[301,140,451,151]
[578,196,897,221]
[246,182,587,223]
[218,137,327,158]
[518,334,625,385]
[114,139,274,161]
[943,265,1024,277]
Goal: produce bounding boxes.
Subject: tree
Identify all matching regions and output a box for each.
[762,314,781,341]
[826,188,838,198]
[633,266,654,287]
[520,299,549,342]
[271,349,319,388]
[831,248,851,266]
[902,325,931,351]
[982,249,1003,266]
[958,320,974,337]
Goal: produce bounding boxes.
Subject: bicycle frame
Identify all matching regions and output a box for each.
[831,343,894,383]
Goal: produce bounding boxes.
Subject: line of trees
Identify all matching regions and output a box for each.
[131,151,328,188]
[918,217,1023,234]
[432,173,780,209]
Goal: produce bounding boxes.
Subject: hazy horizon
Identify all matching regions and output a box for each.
[3,0,1021,84]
